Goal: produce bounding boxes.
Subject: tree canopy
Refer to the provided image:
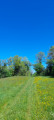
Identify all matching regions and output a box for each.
[0,46,54,78]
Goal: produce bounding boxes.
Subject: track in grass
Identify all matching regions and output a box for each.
[0,76,54,120]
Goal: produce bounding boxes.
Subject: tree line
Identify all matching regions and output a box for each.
[33,46,54,77]
[0,45,54,78]
[0,56,31,78]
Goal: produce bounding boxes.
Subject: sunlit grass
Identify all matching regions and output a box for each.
[34,76,54,120]
[0,76,54,120]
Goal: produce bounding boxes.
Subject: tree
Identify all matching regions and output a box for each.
[19,57,31,76]
[36,52,45,63]
[7,57,13,66]
[0,60,2,78]
[1,60,8,77]
[48,46,54,59]
[23,57,31,71]
[19,61,27,75]
[34,63,44,75]
[0,55,31,78]
[13,55,21,75]
[34,52,45,75]
[46,46,54,76]
[7,57,14,76]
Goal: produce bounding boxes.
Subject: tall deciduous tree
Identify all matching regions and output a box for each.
[46,46,54,76]
[36,52,45,63]
[13,55,21,75]
[34,63,44,75]
[34,52,45,75]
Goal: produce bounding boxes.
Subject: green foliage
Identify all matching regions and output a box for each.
[51,65,54,76]
[34,63,44,75]
[0,56,31,78]
[34,51,45,76]
[36,51,45,63]
[0,45,54,78]
[19,61,27,75]
[34,46,54,76]
[13,55,21,75]
[19,57,31,76]
[46,46,54,76]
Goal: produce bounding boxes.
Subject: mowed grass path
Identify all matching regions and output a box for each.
[0,76,54,120]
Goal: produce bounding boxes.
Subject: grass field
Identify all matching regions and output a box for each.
[0,76,54,120]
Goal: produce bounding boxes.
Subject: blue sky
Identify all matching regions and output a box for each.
[0,0,54,67]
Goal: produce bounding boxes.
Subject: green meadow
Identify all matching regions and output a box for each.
[0,76,54,120]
